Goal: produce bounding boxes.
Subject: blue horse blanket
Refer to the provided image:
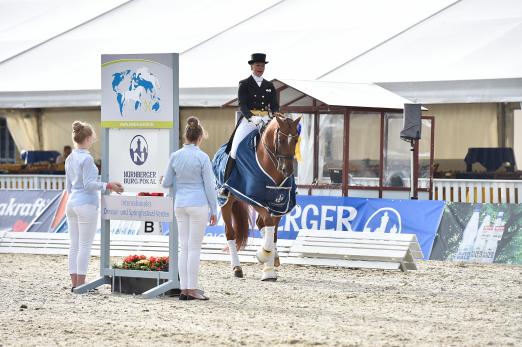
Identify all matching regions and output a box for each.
[212,130,297,216]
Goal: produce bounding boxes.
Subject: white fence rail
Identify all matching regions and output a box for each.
[0,174,67,190]
[432,179,522,204]
[2,175,522,203]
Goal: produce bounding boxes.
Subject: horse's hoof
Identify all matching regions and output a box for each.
[233,266,243,278]
[274,254,280,267]
[256,249,271,263]
[261,272,277,281]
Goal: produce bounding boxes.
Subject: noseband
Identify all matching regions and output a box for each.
[262,127,299,175]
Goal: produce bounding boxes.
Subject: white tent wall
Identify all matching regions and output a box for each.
[513,109,522,167]
[0,106,236,163]
[424,103,498,172]
[40,108,102,160]
[179,107,236,156]
[1,109,40,152]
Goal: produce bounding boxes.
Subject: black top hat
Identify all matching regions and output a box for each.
[248,53,268,65]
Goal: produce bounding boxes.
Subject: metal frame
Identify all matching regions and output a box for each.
[74,53,180,298]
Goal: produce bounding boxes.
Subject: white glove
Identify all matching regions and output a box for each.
[249,115,269,127]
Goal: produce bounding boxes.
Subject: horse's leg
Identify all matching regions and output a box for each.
[255,213,276,263]
[273,218,281,268]
[221,198,243,278]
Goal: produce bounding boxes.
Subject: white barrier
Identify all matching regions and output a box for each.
[290,229,422,271]
[2,174,522,203]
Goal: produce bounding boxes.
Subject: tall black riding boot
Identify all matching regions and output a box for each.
[219,158,236,196]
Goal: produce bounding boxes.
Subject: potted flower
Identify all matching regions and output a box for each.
[112,255,178,295]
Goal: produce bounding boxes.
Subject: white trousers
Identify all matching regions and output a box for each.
[175,205,208,289]
[230,116,269,159]
[66,204,98,275]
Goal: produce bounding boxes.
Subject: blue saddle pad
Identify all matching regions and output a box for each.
[212,130,296,216]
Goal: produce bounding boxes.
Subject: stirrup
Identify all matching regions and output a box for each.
[218,186,229,197]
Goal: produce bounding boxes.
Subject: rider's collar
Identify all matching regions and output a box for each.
[251,73,263,84]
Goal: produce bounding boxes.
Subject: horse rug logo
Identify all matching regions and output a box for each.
[363,207,402,233]
[129,135,149,166]
[275,193,285,203]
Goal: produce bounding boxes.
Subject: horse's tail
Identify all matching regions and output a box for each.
[231,199,252,250]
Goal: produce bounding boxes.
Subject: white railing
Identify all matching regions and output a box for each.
[0,174,67,190]
[432,179,522,204]
[2,174,522,203]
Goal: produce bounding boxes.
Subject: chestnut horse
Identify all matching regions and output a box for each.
[220,114,301,281]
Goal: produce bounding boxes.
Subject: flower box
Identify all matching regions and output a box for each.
[111,276,179,296]
[111,254,180,296]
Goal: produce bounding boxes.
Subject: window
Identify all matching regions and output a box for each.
[0,117,16,163]
[383,113,411,187]
[348,112,380,187]
[318,114,344,183]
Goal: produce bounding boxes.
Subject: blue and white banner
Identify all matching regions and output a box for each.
[201,195,445,259]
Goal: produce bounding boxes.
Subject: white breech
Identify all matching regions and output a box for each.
[66,204,98,275]
[230,116,269,159]
[175,205,208,290]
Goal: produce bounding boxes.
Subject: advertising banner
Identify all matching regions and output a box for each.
[430,203,522,264]
[101,54,175,128]
[0,190,62,232]
[199,195,444,259]
[108,128,171,192]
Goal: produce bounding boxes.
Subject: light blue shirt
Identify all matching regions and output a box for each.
[65,149,106,208]
[162,144,218,215]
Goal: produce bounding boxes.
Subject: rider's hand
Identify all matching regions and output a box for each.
[209,214,217,226]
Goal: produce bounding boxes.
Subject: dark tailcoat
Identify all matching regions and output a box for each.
[238,76,279,118]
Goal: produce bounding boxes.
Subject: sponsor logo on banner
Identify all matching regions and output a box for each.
[431,203,521,264]
[129,135,149,165]
[109,129,170,191]
[101,54,175,128]
[0,190,62,232]
[363,208,402,233]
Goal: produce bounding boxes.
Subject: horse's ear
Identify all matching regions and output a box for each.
[275,114,285,127]
[293,116,302,126]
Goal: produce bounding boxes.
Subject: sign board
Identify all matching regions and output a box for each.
[101,54,175,128]
[101,195,173,222]
[108,128,171,192]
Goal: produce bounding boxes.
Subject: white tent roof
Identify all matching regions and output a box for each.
[180,0,456,88]
[0,0,280,92]
[0,0,128,63]
[0,0,455,107]
[1,0,520,106]
[276,79,414,109]
[320,0,522,102]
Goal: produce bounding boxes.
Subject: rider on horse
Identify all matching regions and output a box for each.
[220,53,279,196]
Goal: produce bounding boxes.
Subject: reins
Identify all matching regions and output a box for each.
[260,119,299,174]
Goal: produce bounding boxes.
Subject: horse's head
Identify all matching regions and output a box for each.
[272,113,302,178]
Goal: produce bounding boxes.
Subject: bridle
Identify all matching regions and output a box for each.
[262,124,299,175]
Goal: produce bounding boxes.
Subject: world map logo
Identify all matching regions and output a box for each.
[111,67,161,116]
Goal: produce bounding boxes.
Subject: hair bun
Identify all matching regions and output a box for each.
[72,121,84,133]
[187,116,199,129]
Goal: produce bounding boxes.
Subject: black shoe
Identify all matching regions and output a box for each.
[186,294,208,301]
